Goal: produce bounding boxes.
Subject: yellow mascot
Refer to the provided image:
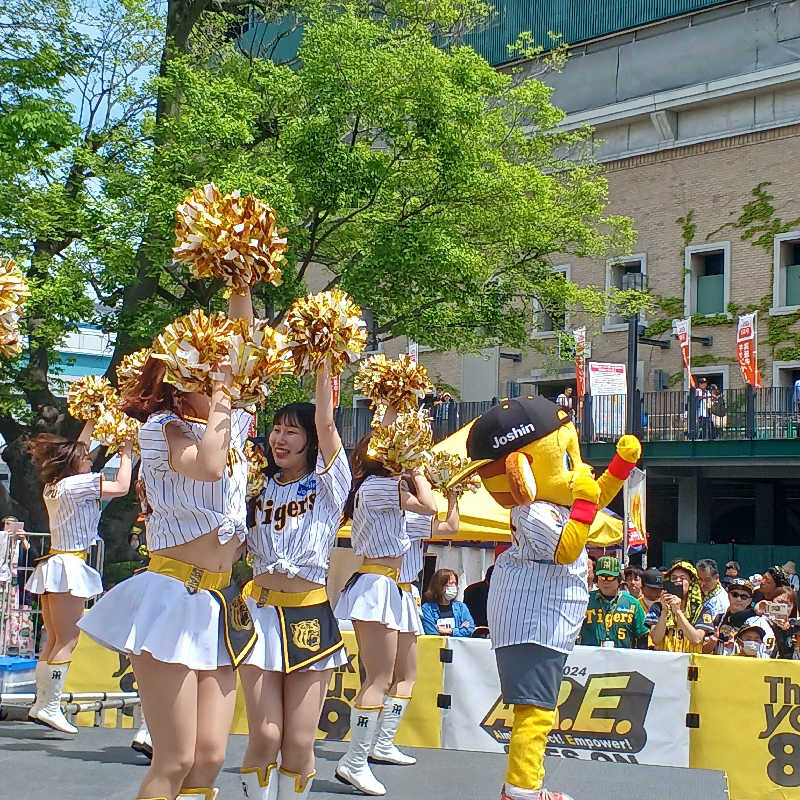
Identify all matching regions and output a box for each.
[448,396,641,800]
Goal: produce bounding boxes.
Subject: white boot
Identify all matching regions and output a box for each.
[176,790,219,800]
[240,762,277,800]
[277,768,315,800]
[131,719,152,759]
[335,705,386,795]
[27,660,49,720]
[32,661,78,734]
[370,695,416,766]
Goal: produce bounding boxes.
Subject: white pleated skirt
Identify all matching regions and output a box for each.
[25,554,103,599]
[334,573,404,631]
[242,597,348,672]
[398,588,424,636]
[76,570,230,670]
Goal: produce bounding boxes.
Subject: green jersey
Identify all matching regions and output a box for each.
[580,589,648,648]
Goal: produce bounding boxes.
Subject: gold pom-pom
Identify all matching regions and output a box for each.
[281,289,367,375]
[245,440,269,499]
[367,409,433,472]
[355,354,432,414]
[172,183,286,293]
[227,318,295,408]
[0,259,30,358]
[116,348,151,396]
[425,451,481,496]
[93,407,140,453]
[151,309,233,395]
[67,375,117,421]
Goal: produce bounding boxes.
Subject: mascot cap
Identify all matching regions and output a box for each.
[447,396,569,488]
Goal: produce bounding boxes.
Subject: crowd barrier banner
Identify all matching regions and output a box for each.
[68,629,443,747]
[690,653,800,799]
[440,640,690,767]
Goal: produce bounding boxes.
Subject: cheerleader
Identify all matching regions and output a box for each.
[333,431,437,796]
[369,491,460,767]
[25,421,133,734]
[238,364,350,800]
[77,291,255,800]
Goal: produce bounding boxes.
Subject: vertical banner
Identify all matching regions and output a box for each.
[737,312,762,389]
[623,467,648,565]
[589,362,627,439]
[407,339,419,364]
[330,374,341,408]
[673,318,695,388]
[574,327,586,400]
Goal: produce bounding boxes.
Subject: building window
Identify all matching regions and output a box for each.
[772,232,800,314]
[532,264,570,339]
[605,253,647,329]
[684,242,730,317]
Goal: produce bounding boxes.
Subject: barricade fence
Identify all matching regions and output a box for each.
[63,630,795,800]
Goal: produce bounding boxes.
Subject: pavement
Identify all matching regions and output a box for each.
[0,720,729,800]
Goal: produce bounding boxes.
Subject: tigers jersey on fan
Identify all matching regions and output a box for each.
[248,446,350,585]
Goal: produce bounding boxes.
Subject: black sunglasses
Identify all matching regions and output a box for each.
[728,591,751,600]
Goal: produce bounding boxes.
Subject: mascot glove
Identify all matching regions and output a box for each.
[571,467,601,505]
[607,435,642,481]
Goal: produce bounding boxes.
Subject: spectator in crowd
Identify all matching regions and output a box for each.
[623,565,646,613]
[735,624,771,659]
[651,561,715,653]
[783,561,800,592]
[707,578,770,655]
[725,561,740,579]
[696,558,729,618]
[759,587,798,659]
[555,386,574,418]
[463,565,493,629]
[754,565,791,604]
[709,384,726,439]
[421,569,475,637]
[580,557,648,648]
[695,377,712,439]
[586,554,597,590]
[641,568,663,613]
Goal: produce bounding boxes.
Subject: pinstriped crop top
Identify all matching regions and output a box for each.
[138,409,252,551]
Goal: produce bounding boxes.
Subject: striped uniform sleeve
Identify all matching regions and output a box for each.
[405,510,434,541]
[316,446,351,515]
[695,600,717,634]
[512,503,565,562]
[357,476,401,511]
[59,472,102,500]
[232,408,254,448]
[139,412,182,473]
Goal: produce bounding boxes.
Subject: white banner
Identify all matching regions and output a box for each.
[589,362,626,438]
[623,467,648,563]
[441,640,690,767]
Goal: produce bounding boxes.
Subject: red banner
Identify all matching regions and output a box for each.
[673,318,695,388]
[330,374,341,408]
[574,327,586,399]
[736,312,761,389]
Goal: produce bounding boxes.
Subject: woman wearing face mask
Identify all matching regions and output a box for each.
[421,569,475,637]
[333,427,438,796]
[238,364,350,800]
[25,423,134,734]
[77,289,254,800]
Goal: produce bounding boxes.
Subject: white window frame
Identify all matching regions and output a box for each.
[604,253,647,332]
[684,241,730,318]
[531,263,571,340]
[771,232,800,316]
[683,364,730,392]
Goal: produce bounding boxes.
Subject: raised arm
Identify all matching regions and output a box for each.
[228,287,253,323]
[76,420,95,448]
[315,363,342,466]
[166,367,234,482]
[400,468,437,516]
[102,440,134,499]
[431,491,460,538]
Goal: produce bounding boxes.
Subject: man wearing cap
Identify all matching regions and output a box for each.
[446,395,641,800]
[580,557,648,648]
[709,578,774,655]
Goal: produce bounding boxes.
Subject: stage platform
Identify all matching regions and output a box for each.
[0,720,729,800]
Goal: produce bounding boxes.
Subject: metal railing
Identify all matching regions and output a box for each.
[0,533,105,659]
[333,388,800,449]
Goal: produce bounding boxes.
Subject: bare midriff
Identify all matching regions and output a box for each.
[153,528,242,574]
[253,571,321,593]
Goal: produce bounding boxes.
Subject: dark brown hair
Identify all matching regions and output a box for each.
[423,568,458,604]
[342,434,393,522]
[27,434,89,485]
[120,356,191,423]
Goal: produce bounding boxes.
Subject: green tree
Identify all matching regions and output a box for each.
[0,0,635,555]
